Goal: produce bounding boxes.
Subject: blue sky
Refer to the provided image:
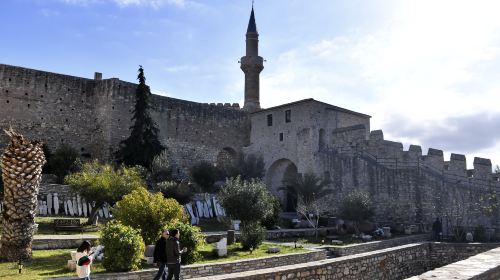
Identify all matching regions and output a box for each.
[2,0,500,168]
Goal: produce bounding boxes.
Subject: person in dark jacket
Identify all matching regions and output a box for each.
[153,230,169,280]
[432,217,442,241]
[165,229,187,280]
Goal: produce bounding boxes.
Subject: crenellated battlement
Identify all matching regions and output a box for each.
[330,127,498,184]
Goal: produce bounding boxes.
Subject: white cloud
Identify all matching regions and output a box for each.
[260,0,500,166]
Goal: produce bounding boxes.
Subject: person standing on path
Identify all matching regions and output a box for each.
[75,241,94,280]
[153,230,169,280]
[432,217,442,241]
[165,229,187,280]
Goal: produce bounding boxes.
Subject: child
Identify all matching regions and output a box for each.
[75,241,94,280]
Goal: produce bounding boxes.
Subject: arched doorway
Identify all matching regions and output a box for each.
[266,159,298,212]
[216,147,237,168]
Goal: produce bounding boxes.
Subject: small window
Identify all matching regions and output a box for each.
[267,114,273,126]
[285,110,291,123]
[279,133,284,141]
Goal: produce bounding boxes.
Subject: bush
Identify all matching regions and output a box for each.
[240,222,266,251]
[224,153,265,180]
[218,176,275,224]
[339,191,374,234]
[151,150,174,183]
[65,161,146,224]
[474,225,487,242]
[189,161,222,193]
[166,221,205,264]
[156,181,194,205]
[114,188,187,244]
[262,196,282,229]
[47,144,79,183]
[100,222,145,272]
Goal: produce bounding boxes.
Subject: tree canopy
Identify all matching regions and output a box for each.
[65,161,146,223]
[115,66,164,168]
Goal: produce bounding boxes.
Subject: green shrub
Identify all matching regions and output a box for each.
[151,150,174,183]
[262,196,282,229]
[65,161,146,224]
[166,221,205,264]
[224,153,265,180]
[339,190,374,234]
[474,225,487,242]
[48,144,79,183]
[218,176,275,224]
[240,222,266,251]
[100,222,145,272]
[114,188,187,244]
[189,161,222,193]
[156,181,194,205]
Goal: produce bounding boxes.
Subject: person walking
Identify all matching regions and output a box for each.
[75,241,94,280]
[432,217,441,241]
[165,229,187,280]
[153,229,169,280]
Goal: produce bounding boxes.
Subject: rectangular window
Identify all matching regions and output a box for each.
[267,114,273,126]
[279,133,284,141]
[285,110,291,123]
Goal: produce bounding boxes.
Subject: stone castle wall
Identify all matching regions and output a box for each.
[319,126,500,229]
[0,64,250,173]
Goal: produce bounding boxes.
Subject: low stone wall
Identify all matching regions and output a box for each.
[188,243,500,280]
[33,235,99,250]
[190,243,431,280]
[406,246,500,280]
[51,249,327,280]
[428,242,499,268]
[326,234,429,256]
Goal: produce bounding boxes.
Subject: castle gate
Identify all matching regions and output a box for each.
[266,158,298,211]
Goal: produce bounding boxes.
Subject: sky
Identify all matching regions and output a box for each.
[2,0,500,169]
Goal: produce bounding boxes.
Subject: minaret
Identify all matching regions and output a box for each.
[241,5,263,112]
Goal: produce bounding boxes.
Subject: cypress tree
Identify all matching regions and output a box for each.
[115,66,164,167]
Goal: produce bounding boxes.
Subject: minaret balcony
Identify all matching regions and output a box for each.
[240,56,264,66]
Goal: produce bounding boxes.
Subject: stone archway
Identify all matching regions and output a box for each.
[266,158,298,212]
[216,147,238,168]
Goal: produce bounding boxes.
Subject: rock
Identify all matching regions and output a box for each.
[267,246,280,253]
[331,240,343,245]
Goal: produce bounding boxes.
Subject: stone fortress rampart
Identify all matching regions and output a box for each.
[0,63,250,176]
[321,124,500,228]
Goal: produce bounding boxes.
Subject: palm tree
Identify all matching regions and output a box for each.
[0,128,46,261]
[280,172,332,209]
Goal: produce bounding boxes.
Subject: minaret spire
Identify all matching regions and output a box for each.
[241,4,263,112]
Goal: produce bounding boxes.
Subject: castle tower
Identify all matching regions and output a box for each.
[241,5,264,112]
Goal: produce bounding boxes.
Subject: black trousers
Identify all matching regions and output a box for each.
[166,263,181,280]
[153,262,167,280]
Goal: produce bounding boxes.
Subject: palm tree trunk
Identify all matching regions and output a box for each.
[0,128,46,261]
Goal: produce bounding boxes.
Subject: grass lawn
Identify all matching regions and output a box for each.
[0,249,105,280]
[272,235,362,247]
[197,242,307,264]
[34,217,101,235]
[196,218,229,232]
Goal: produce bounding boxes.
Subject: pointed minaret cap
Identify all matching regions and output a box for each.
[247,6,257,33]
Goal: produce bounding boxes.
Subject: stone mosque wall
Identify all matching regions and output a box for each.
[0,63,250,175]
